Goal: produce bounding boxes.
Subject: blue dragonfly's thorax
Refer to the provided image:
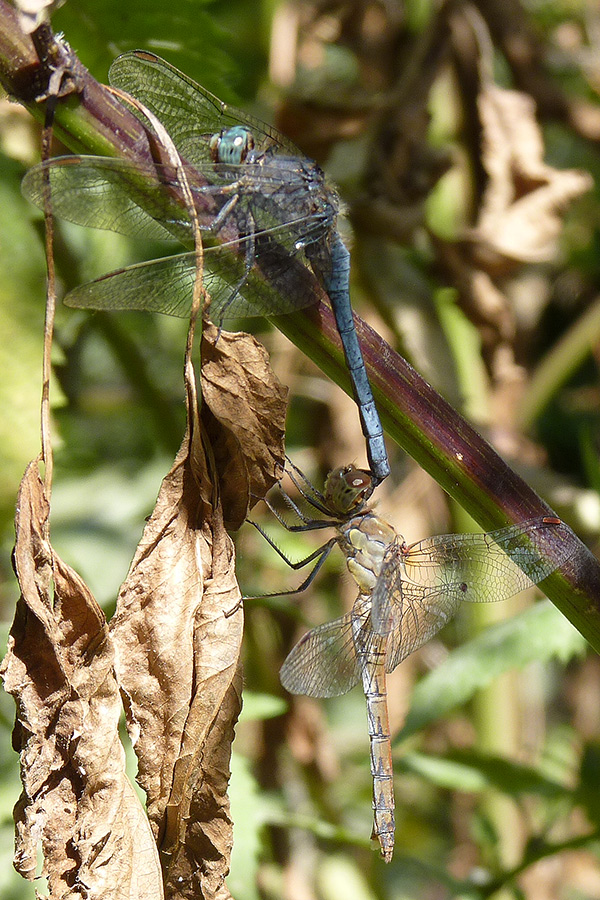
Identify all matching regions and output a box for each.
[206,125,339,252]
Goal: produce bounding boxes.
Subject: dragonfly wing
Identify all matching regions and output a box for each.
[402,519,574,601]
[280,611,363,699]
[22,157,191,242]
[63,240,320,320]
[64,253,198,317]
[371,555,463,672]
[109,51,300,168]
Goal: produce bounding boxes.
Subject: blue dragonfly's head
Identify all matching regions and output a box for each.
[210,126,255,165]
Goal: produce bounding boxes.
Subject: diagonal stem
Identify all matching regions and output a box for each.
[1,1,599,651]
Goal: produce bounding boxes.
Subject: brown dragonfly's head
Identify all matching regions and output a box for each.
[324,465,374,516]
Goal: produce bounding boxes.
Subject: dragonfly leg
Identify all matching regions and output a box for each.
[203,188,240,233]
[285,466,332,517]
[214,212,257,338]
[262,495,335,533]
[285,456,327,505]
[242,530,337,600]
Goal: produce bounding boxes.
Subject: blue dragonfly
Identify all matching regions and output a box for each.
[22,51,390,486]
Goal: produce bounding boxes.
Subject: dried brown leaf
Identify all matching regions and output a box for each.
[1,459,162,900]
[201,324,288,530]
[471,84,592,265]
[111,367,243,900]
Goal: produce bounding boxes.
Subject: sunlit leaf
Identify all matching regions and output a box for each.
[401,750,572,798]
[399,601,587,740]
[317,854,378,900]
[238,691,287,722]
[52,0,234,95]
[229,754,262,900]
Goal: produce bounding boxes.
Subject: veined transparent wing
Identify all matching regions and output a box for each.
[399,519,574,597]
[109,50,300,169]
[60,239,323,320]
[279,593,385,699]
[371,517,575,673]
[22,155,331,250]
[372,577,467,673]
[280,612,362,699]
[22,157,331,319]
[22,156,188,242]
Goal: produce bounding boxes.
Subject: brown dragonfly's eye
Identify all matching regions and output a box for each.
[325,465,373,514]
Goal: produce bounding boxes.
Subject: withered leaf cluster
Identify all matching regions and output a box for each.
[1,328,288,900]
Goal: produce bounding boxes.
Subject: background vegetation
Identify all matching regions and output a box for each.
[1,0,600,897]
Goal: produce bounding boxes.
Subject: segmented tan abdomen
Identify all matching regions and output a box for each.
[342,514,399,861]
[361,650,395,862]
[349,588,397,864]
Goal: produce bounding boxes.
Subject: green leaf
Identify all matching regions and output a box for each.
[400,750,572,798]
[401,752,490,792]
[229,754,263,900]
[50,460,173,608]
[239,691,288,722]
[434,286,490,422]
[52,0,234,94]
[0,154,47,533]
[399,601,587,740]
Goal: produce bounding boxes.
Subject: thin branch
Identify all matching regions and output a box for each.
[2,2,599,653]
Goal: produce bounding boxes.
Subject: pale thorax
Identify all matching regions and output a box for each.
[338,513,399,594]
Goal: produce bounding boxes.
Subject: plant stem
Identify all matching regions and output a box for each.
[2,2,599,652]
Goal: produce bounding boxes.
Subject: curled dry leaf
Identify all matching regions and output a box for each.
[0,459,162,900]
[110,365,243,900]
[200,323,288,531]
[469,84,593,267]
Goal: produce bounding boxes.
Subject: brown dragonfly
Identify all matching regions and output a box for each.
[259,464,574,862]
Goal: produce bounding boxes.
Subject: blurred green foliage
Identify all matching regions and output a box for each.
[2,1,600,898]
